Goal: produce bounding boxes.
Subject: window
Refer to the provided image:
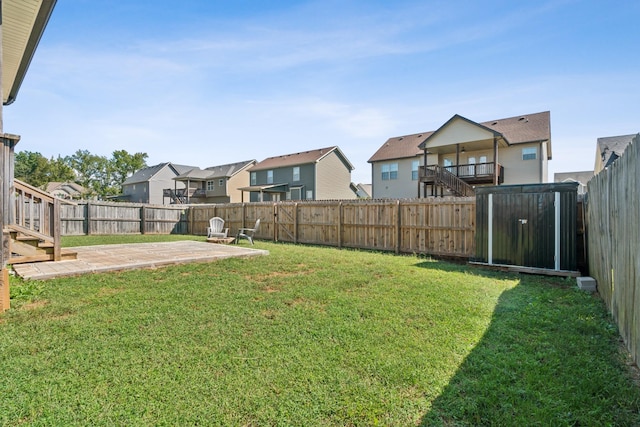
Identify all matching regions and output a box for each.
[251,172,256,185]
[207,181,214,191]
[412,160,419,180]
[219,179,224,186]
[522,147,537,161]
[293,166,300,181]
[381,163,398,180]
[267,170,274,184]
[443,158,454,173]
[306,190,313,200]
[290,187,302,200]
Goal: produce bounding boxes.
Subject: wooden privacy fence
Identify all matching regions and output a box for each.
[61,198,476,257]
[586,134,640,364]
[61,202,189,235]
[183,198,476,257]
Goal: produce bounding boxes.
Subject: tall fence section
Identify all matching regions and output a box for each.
[586,134,640,364]
[61,198,475,257]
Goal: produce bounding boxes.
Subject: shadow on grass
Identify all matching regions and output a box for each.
[419,273,640,426]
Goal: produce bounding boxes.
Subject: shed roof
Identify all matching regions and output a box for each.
[2,0,57,105]
[251,146,354,171]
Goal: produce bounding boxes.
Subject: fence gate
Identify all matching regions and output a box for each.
[276,203,296,243]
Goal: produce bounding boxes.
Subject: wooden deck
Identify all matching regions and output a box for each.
[11,241,268,280]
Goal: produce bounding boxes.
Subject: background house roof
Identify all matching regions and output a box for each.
[45,181,85,194]
[369,111,551,162]
[368,131,434,163]
[597,134,636,169]
[204,160,256,178]
[123,162,196,185]
[554,171,594,184]
[251,146,354,171]
[2,0,57,105]
[174,160,256,182]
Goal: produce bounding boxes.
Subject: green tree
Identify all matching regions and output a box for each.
[15,151,50,187]
[47,156,76,183]
[111,150,148,186]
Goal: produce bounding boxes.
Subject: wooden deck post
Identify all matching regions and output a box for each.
[0,268,9,312]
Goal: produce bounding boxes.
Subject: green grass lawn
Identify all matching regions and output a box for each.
[2,236,639,426]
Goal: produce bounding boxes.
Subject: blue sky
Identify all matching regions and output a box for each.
[5,0,639,184]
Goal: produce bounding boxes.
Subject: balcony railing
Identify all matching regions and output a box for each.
[420,162,504,185]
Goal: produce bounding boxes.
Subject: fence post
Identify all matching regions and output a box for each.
[294,202,299,244]
[140,206,146,234]
[187,206,192,235]
[338,202,343,249]
[274,203,278,242]
[53,198,61,261]
[86,202,91,235]
[396,200,401,254]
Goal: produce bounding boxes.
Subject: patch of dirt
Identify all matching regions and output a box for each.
[22,300,48,310]
[97,287,124,297]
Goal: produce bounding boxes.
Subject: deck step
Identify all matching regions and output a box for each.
[10,248,78,265]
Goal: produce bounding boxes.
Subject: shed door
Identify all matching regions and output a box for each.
[492,192,555,269]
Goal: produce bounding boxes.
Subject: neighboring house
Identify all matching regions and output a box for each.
[554,171,594,195]
[594,134,637,173]
[45,182,87,200]
[369,111,552,198]
[121,162,196,205]
[241,146,357,202]
[173,160,256,204]
[354,183,372,199]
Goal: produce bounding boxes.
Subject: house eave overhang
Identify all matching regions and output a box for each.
[2,0,58,105]
[238,183,289,193]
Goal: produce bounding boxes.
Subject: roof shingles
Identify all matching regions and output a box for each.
[369,111,550,163]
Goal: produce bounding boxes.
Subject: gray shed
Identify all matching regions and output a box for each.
[474,183,578,272]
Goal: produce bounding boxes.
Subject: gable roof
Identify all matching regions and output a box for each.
[204,160,257,178]
[174,160,256,181]
[369,111,551,162]
[3,0,57,105]
[251,146,354,171]
[554,171,594,185]
[597,134,636,169]
[45,181,85,194]
[418,114,507,151]
[123,162,197,185]
[368,131,434,163]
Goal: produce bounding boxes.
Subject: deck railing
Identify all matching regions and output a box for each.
[13,179,61,259]
[420,165,475,196]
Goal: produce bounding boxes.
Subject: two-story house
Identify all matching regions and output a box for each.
[121,162,196,205]
[368,111,552,198]
[241,146,357,202]
[173,160,256,204]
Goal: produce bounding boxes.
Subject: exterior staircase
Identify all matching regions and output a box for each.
[423,165,475,196]
[9,180,77,264]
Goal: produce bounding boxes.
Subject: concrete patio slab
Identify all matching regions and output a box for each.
[12,241,268,280]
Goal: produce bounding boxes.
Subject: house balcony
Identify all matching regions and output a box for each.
[419,162,504,185]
